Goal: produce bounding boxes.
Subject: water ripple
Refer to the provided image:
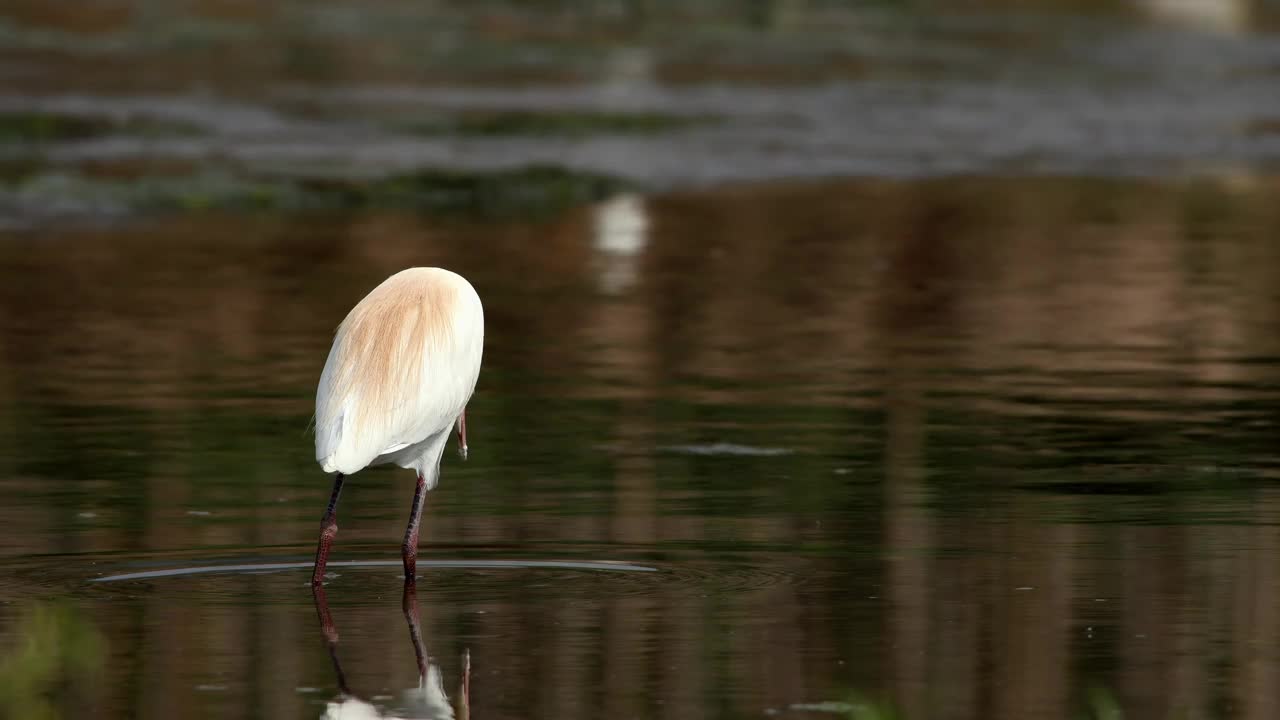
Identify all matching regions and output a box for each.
[89,559,658,583]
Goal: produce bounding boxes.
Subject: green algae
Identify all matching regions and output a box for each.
[393,110,714,138]
[2,165,629,218]
[0,112,200,144]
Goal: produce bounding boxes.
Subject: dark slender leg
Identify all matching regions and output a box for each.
[402,579,429,682]
[312,473,345,585]
[402,473,428,583]
[311,582,351,696]
[456,407,468,460]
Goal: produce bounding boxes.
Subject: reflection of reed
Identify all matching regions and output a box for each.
[1233,490,1280,720]
[880,235,933,720]
[2,178,1280,719]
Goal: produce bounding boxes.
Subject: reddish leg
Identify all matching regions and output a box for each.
[456,407,468,460]
[312,473,345,585]
[402,473,428,583]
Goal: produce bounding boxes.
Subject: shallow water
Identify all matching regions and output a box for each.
[3,2,1280,720]
[0,176,1278,719]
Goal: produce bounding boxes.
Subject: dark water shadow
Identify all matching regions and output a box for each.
[314,579,470,720]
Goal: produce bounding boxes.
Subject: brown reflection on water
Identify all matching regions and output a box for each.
[1,177,1280,719]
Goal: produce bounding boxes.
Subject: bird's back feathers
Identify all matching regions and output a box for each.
[316,268,483,476]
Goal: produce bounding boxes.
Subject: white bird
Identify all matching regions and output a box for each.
[311,267,484,585]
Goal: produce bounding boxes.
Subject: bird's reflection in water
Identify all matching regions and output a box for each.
[313,581,470,720]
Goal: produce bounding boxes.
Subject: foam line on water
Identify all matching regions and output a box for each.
[90,559,659,583]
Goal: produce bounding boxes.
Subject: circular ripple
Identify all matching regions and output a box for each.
[0,542,809,606]
[91,559,658,583]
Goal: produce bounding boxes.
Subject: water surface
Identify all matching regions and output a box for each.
[0,176,1278,719]
[3,2,1280,720]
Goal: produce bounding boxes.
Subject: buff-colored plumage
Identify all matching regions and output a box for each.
[315,268,484,482]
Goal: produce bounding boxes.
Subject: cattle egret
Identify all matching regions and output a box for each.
[312,267,484,585]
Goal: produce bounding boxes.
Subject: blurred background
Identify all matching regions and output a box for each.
[1,1,1280,719]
